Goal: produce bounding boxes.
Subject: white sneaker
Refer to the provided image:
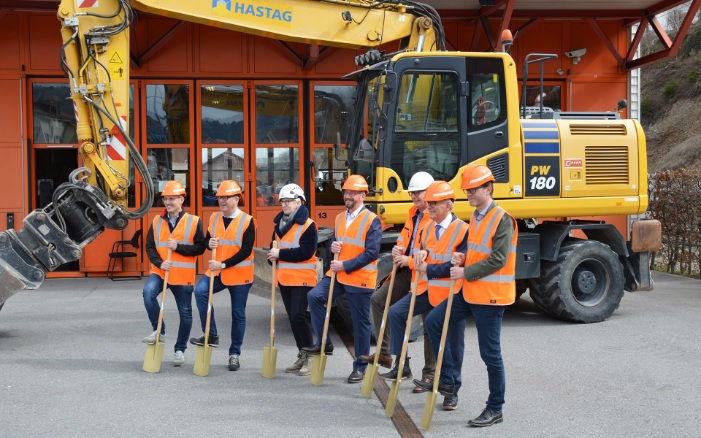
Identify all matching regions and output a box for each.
[142,330,165,344]
[173,350,185,367]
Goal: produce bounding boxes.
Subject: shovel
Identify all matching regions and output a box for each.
[194,249,217,377]
[310,253,339,386]
[361,262,399,398]
[143,248,172,373]
[385,269,420,417]
[421,271,458,431]
[261,242,278,379]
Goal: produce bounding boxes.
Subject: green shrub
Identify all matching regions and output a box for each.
[663,80,678,98]
[688,69,697,83]
[641,97,653,113]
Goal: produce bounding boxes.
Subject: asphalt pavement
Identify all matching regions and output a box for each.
[1,271,699,437]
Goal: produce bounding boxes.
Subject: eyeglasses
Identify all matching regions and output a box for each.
[466,184,489,195]
[343,190,363,198]
[279,199,296,205]
[427,200,445,207]
[408,190,426,198]
[217,195,239,201]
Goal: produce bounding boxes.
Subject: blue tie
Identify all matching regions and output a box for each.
[435,224,442,240]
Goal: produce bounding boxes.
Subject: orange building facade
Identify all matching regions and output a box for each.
[0,9,652,278]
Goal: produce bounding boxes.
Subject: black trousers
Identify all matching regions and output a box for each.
[280,284,314,350]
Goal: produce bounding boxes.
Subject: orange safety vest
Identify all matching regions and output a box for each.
[205,211,256,286]
[462,206,518,305]
[150,213,199,286]
[396,206,431,255]
[327,208,378,289]
[419,218,469,306]
[276,218,318,287]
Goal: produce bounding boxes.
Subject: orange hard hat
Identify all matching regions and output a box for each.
[161,180,186,197]
[216,180,244,200]
[342,175,369,193]
[424,180,455,202]
[461,164,495,190]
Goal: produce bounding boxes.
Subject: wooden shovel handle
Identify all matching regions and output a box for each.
[203,248,216,344]
[373,262,399,366]
[431,264,458,393]
[319,253,339,353]
[154,248,172,343]
[396,269,420,374]
[270,242,277,344]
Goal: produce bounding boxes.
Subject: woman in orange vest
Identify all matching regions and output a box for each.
[142,180,206,367]
[190,180,256,372]
[266,183,318,376]
[303,175,382,384]
[417,164,517,428]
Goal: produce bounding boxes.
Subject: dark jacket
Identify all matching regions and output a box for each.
[269,204,318,264]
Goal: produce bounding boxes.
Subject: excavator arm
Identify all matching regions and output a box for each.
[0,0,443,309]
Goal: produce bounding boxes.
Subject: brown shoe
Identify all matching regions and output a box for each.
[412,377,433,393]
[359,352,392,368]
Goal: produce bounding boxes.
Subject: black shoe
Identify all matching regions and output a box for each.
[468,407,503,427]
[302,343,334,356]
[379,357,412,381]
[189,334,219,347]
[442,393,458,411]
[413,378,454,396]
[347,369,364,383]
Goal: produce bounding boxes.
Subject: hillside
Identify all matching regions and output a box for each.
[641,22,701,171]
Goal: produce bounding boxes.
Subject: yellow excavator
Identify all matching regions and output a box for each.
[0,0,660,323]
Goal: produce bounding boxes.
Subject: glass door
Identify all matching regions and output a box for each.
[250,81,303,247]
[197,81,249,270]
[141,80,196,255]
[309,81,355,229]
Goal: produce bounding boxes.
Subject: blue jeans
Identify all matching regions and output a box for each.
[194,274,251,356]
[425,292,506,411]
[308,276,373,372]
[142,273,193,353]
[391,292,465,392]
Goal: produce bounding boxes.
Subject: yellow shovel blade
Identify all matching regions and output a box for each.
[143,342,164,373]
[385,379,402,417]
[360,363,379,398]
[421,390,439,431]
[261,345,277,379]
[309,354,327,386]
[193,344,213,377]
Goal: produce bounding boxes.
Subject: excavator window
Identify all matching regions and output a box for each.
[390,72,459,188]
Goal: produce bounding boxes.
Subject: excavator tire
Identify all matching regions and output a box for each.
[530,240,624,323]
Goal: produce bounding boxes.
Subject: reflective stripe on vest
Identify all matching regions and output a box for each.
[150,213,199,286]
[275,218,318,287]
[329,209,378,288]
[462,206,518,306]
[419,217,468,306]
[206,211,256,285]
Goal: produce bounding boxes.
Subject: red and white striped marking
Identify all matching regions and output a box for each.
[73,101,79,123]
[106,115,127,161]
[78,0,98,8]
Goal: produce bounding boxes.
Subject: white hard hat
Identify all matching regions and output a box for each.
[278,183,306,201]
[407,172,434,192]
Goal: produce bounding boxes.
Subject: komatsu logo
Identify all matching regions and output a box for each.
[212,0,292,22]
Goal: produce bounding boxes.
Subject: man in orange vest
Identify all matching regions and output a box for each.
[267,183,318,376]
[190,180,257,372]
[359,171,437,389]
[142,181,206,367]
[303,175,382,384]
[414,164,518,427]
[381,181,468,412]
